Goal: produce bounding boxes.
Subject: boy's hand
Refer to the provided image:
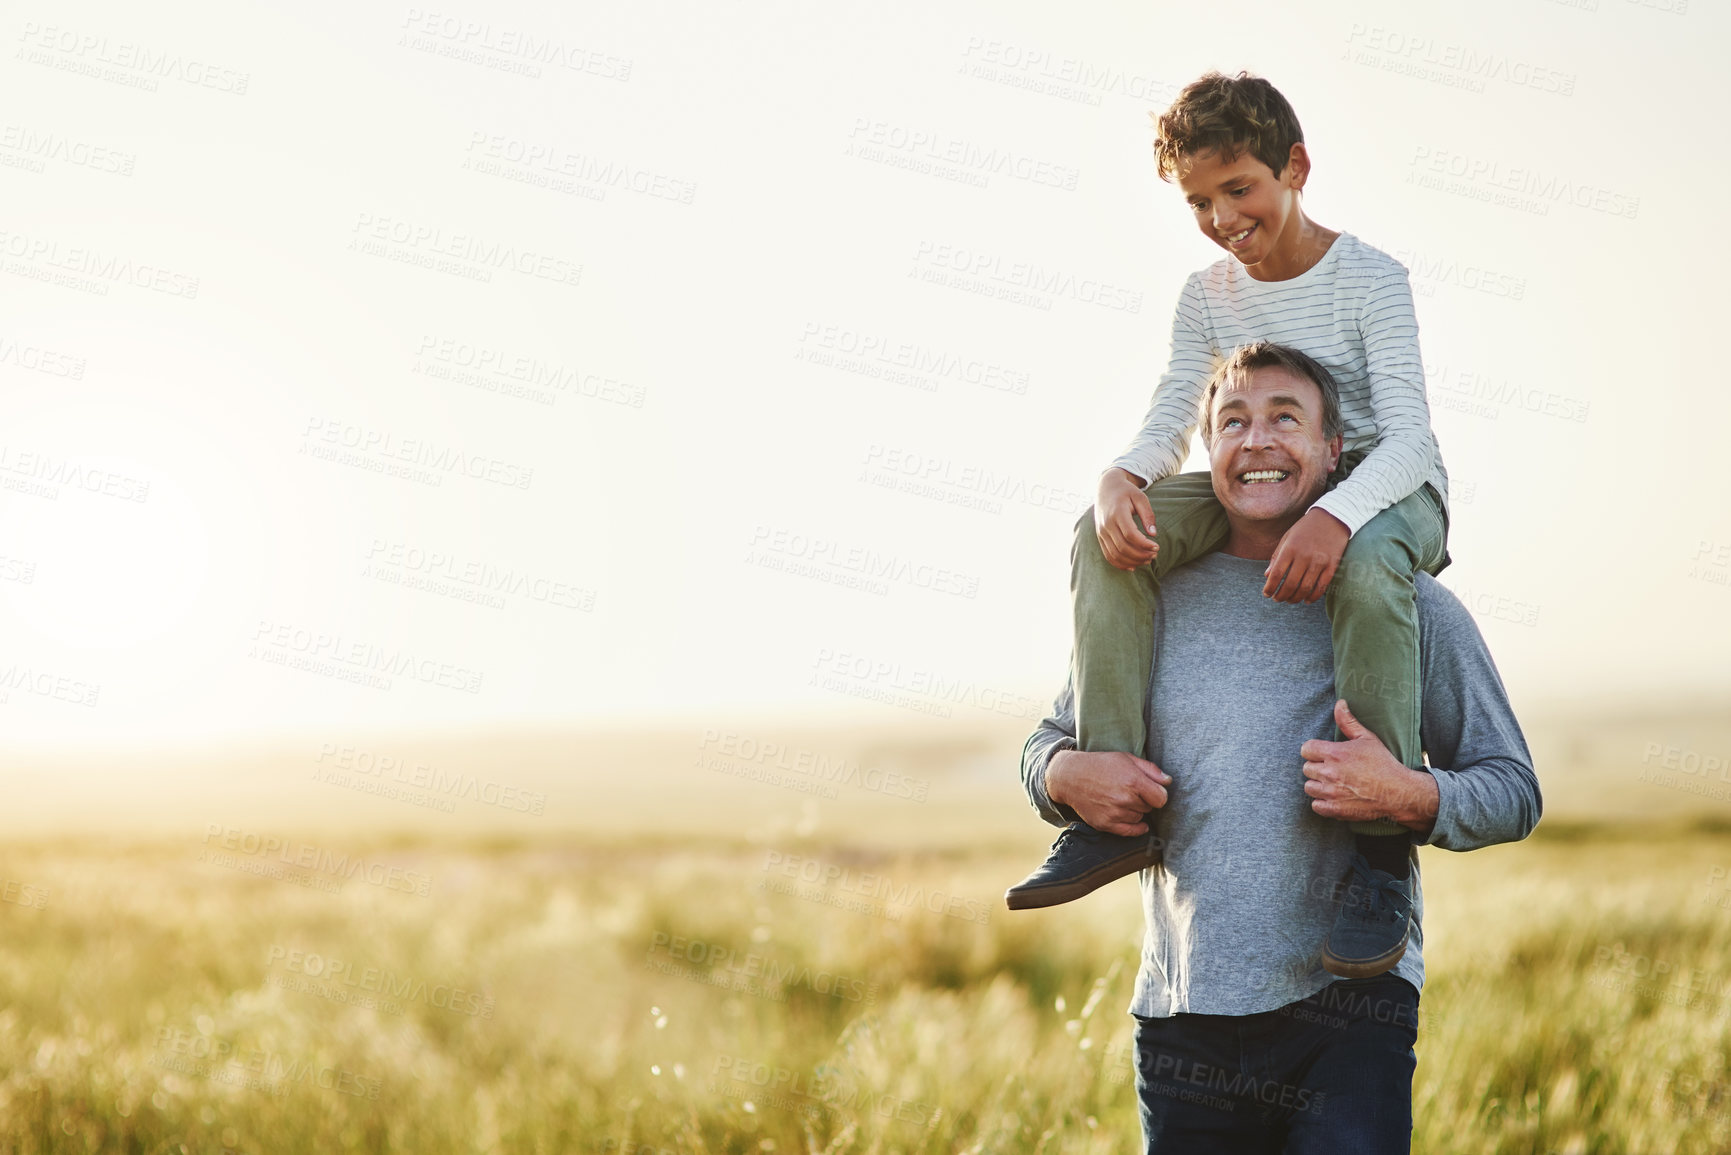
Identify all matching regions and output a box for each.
[1095,469,1159,570]
[1046,748,1172,836]
[1263,508,1350,603]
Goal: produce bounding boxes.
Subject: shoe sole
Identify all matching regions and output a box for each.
[1320,932,1409,979]
[1004,853,1158,910]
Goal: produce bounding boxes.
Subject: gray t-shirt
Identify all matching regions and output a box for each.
[1021,551,1541,1018]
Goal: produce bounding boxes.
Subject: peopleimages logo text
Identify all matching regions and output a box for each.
[265,945,494,1017]
[204,826,433,895]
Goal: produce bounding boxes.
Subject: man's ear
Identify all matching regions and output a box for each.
[1326,433,1342,472]
[1285,142,1310,190]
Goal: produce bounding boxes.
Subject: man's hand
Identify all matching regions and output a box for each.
[1094,469,1158,571]
[1263,508,1350,603]
[1046,748,1172,836]
[1300,700,1439,831]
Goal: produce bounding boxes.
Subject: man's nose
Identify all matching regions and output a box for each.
[1244,419,1275,449]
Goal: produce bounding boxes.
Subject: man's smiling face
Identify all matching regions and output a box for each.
[1207,363,1341,531]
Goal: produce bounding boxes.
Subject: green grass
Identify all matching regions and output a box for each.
[0,824,1725,1152]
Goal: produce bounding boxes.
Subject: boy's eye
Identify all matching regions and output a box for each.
[1230,186,1249,197]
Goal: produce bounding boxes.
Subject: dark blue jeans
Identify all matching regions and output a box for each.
[1133,974,1419,1154]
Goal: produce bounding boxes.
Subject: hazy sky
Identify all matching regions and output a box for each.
[1,0,1725,749]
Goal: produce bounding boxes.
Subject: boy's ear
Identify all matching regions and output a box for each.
[1286,142,1311,189]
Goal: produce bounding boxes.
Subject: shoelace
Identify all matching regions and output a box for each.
[1350,869,1404,925]
[1051,824,1090,851]
[1051,824,1154,857]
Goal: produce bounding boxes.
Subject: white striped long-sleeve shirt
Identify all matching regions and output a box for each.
[1111,232,1449,536]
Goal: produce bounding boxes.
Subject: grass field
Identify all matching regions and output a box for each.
[1,816,1730,1153]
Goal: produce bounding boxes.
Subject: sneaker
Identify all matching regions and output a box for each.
[1321,853,1413,978]
[1004,822,1162,910]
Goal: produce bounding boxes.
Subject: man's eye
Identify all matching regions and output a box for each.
[1277,413,1297,422]
[1222,417,1244,428]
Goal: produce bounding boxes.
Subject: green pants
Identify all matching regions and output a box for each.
[1071,461,1450,835]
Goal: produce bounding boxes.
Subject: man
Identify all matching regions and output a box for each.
[1013,342,1541,1151]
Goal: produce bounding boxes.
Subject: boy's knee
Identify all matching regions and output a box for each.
[1328,550,1416,613]
[1071,507,1109,571]
[1075,505,1099,542]
[1335,529,1417,587]
[1075,506,1127,558]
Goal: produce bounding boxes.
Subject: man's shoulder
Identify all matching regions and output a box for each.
[1415,573,1482,650]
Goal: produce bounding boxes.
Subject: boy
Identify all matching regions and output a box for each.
[1005,71,1451,981]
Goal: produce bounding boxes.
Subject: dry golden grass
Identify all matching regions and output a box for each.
[0,816,1726,1152]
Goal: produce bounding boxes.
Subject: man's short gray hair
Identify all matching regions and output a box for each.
[1197,341,1345,447]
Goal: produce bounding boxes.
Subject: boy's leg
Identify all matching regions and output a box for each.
[1319,484,1446,976]
[1005,472,1227,912]
[1073,472,1230,756]
[1323,485,1449,826]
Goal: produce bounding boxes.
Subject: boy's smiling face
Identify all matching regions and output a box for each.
[1177,144,1309,271]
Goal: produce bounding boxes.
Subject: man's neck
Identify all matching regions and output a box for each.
[1220,519,1301,561]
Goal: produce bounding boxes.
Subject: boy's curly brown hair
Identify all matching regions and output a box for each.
[1150,71,1305,183]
